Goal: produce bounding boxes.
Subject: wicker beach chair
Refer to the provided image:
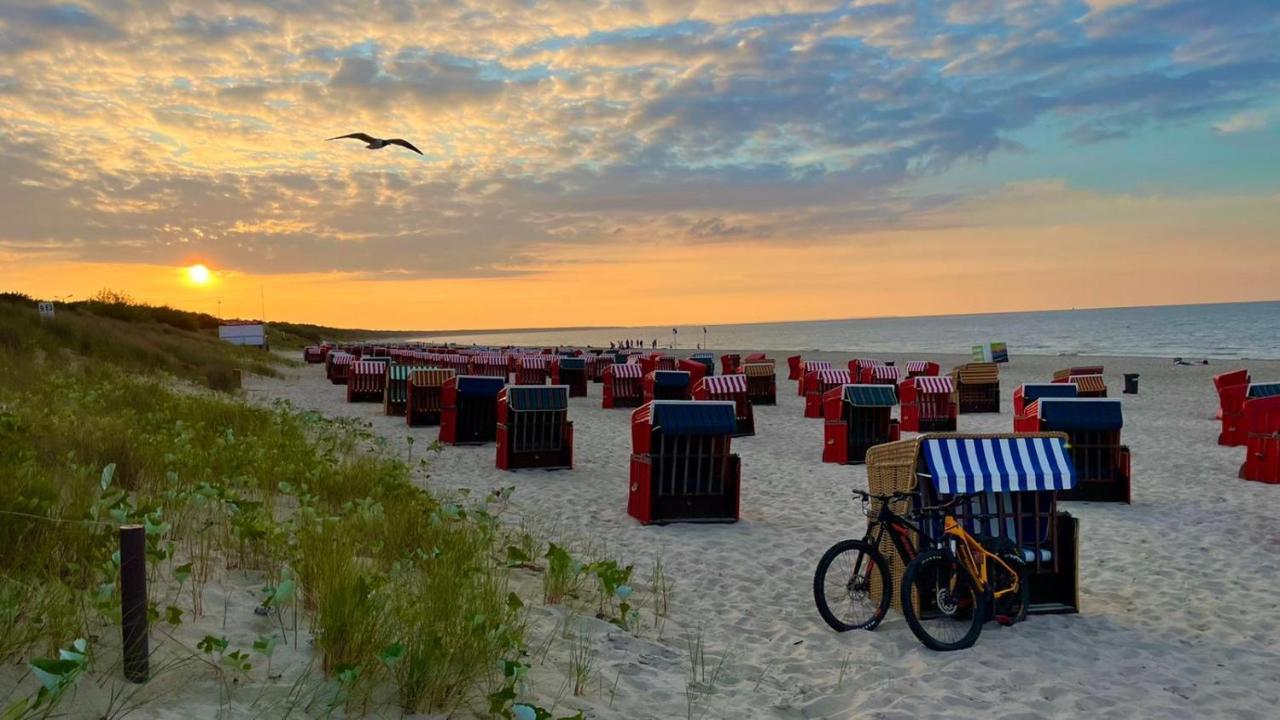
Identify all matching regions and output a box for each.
[951,362,1000,414]
[865,433,1080,614]
[742,361,777,405]
[405,368,455,426]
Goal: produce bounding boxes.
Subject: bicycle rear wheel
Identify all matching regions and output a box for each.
[813,539,891,631]
[901,549,986,651]
[992,552,1029,624]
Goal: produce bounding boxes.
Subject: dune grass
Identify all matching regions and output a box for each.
[0,301,541,717]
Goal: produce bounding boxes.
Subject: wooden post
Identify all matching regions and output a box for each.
[119,524,149,683]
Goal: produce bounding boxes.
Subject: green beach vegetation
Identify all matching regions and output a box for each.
[0,295,634,718]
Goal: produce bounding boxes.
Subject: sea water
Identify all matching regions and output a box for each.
[412,301,1279,360]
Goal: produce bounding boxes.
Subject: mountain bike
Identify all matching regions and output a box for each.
[900,510,1030,651]
[813,488,938,631]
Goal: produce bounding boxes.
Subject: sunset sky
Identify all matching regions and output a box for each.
[1,0,1277,329]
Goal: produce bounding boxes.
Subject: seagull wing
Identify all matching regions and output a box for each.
[386,138,424,155]
[327,132,377,143]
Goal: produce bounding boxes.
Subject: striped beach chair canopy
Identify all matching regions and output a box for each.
[691,352,715,361]
[1019,383,1078,403]
[1036,398,1123,430]
[652,370,691,388]
[842,384,897,407]
[1068,374,1107,394]
[870,365,902,382]
[1247,382,1280,399]
[804,360,833,372]
[914,376,954,394]
[1054,365,1105,381]
[742,362,775,377]
[409,368,455,387]
[473,354,507,366]
[852,358,885,369]
[643,400,737,435]
[701,374,747,395]
[351,360,386,374]
[455,375,506,396]
[387,364,430,382]
[506,385,568,410]
[954,363,999,384]
[329,352,354,365]
[922,437,1077,494]
[612,364,644,378]
[520,355,551,369]
[817,369,851,385]
[906,361,932,373]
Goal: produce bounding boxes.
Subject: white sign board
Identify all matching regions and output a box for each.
[37,302,55,320]
[218,323,266,347]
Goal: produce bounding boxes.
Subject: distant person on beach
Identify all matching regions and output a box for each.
[652,339,657,349]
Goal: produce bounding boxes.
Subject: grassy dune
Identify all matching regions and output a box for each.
[0,297,598,719]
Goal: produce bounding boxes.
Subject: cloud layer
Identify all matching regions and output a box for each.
[1,0,1278,279]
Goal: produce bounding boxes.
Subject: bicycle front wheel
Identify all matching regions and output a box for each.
[901,549,986,651]
[813,539,891,631]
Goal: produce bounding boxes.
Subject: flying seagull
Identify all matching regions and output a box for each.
[326,132,423,155]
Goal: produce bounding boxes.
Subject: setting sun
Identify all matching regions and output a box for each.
[186,264,211,286]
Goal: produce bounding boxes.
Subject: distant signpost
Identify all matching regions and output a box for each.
[971,342,1009,363]
[37,302,55,321]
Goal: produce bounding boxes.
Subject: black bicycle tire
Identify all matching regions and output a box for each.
[813,539,892,632]
[900,548,986,651]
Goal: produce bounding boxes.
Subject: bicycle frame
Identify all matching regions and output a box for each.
[941,516,1020,601]
[864,498,925,568]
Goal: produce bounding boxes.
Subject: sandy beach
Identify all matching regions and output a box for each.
[245,351,1280,719]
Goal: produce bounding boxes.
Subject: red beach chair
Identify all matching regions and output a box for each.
[693,374,754,436]
[822,384,900,464]
[603,363,644,408]
[899,376,956,433]
[496,385,573,470]
[1020,399,1131,503]
[799,360,832,397]
[440,375,505,445]
[1240,393,1280,483]
[644,370,693,403]
[347,360,388,402]
[550,357,588,397]
[905,361,940,378]
[677,359,708,389]
[787,355,803,381]
[628,401,741,524]
[515,356,550,385]
[1013,383,1078,431]
[804,368,850,418]
[326,352,354,384]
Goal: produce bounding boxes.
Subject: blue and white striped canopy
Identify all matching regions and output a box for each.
[922,437,1076,493]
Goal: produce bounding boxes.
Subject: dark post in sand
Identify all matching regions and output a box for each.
[120,524,150,682]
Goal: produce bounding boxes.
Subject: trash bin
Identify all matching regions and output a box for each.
[1123,373,1139,394]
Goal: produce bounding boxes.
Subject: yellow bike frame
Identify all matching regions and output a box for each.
[941,516,1021,601]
